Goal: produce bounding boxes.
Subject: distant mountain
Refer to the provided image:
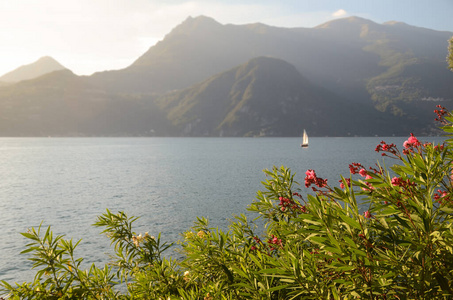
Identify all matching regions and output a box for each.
[91,16,452,98]
[0,56,67,83]
[89,16,453,126]
[156,56,405,136]
[0,16,452,136]
[0,69,174,136]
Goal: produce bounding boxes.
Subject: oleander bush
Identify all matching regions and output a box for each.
[2,106,453,299]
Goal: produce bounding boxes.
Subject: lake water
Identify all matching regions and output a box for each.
[0,136,446,284]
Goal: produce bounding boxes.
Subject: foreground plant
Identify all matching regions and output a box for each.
[2,107,453,299]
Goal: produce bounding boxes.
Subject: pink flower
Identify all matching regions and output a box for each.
[434,189,450,204]
[364,211,371,218]
[391,177,401,186]
[408,134,420,146]
[375,141,397,156]
[359,168,367,177]
[403,133,420,149]
[339,178,351,189]
[361,182,374,192]
[267,235,283,249]
[434,144,444,151]
[305,169,327,188]
[434,105,448,123]
[349,162,363,174]
[316,177,327,188]
[305,169,316,180]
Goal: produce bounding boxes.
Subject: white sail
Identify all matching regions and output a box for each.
[301,129,308,147]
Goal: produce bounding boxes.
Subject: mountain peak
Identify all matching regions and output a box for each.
[316,16,378,29]
[36,56,61,64]
[238,56,302,77]
[174,15,222,32]
[0,56,67,83]
[384,20,408,26]
[184,15,220,25]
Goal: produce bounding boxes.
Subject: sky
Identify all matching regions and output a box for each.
[0,0,452,77]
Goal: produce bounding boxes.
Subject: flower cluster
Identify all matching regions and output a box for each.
[361,179,375,192]
[403,133,421,149]
[375,141,398,157]
[251,234,284,253]
[339,178,351,189]
[251,236,263,251]
[391,177,416,188]
[434,105,448,123]
[351,166,374,192]
[132,232,152,247]
[304,169,327,189]
[349,162,364,174]
[292,192,302,198]
[359,168,367,177]
[197,230,208,239]
[183,230,209,241]
[267,235,283,251]
[434,144,445,152]
[278,196,306,212]
[434,189,451,204]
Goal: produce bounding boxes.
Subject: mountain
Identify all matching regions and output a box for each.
[156,56,404,136]
[0,69,174,136]
[0,56,67,83]
[0,16,452,136]
[91,16,452,98]
[89,16,453,126]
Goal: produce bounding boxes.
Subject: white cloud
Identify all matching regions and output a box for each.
[332,9,348,17]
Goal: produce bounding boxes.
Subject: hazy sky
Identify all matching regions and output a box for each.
[1,0,452,77]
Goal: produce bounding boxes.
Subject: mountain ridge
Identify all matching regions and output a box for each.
[156,56,406,136]
[0,56,67,83]
[0,15,451,137]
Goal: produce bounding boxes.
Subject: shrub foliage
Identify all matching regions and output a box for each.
[2,107,453,299]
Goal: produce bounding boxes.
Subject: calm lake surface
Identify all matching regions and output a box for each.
[0,136,446,284]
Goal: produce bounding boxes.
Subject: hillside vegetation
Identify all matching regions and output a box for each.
[0,16,452,136]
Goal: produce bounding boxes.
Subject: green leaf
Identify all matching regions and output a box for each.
[266,284,292,292]
[349,248,367,257]
[343,236,358,249]
[310,236,329,246]
[340,214,362,230]
[220,264,234,283]
[394,214,411,229]
[324,246,343,255]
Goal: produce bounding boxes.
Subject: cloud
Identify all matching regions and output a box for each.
[332,9,347,17]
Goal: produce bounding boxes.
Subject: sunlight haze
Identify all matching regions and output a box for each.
[0,0,452,76]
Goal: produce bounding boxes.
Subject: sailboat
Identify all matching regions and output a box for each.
[300,129,308,148]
